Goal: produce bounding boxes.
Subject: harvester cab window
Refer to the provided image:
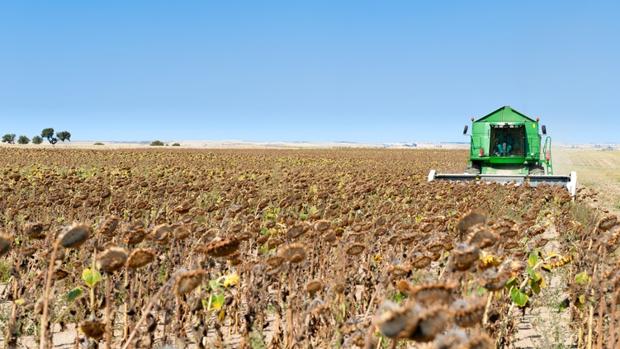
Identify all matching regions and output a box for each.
[490,124,525,157]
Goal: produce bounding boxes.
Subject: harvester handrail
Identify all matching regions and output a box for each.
[543,136,553,175]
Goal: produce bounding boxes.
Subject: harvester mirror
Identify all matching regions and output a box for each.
[542,125,547,135]
[463,125,468,135]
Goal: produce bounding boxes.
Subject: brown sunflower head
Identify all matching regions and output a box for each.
[412,252,432,270]
[277,243,306,263]
[174,269,207,296]
[409,282,457,307]
[286,224,305,239]
[126,248,156,269]
[468,228,498,249]
[98,215,120,236]
[80,320,106,340]
[201,238,240,258]
[265,255,285,268]
[408,305,451,342]
[314,220,331,232]
[59,223,91,248]
[125,228,147,245]
[450,297,485,328]
[346,243,365,256]
[457,211,487,238]
[451,243,480,271]
[373,301,420,339]
[388,264,411,278]
[150,224,172,243]
[96,247,129,273]
[598,215,618,232]
[306,280,324,296]
[174,225,191,240]
[24,222,45,240]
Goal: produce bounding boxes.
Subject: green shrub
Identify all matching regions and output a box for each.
[94,142,104,146]
[150,140,165,146]
[172,143,181,147]
[2,134,16,144]
[17,135,30,144]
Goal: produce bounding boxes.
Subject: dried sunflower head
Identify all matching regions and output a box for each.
[174,225,191,240]
[201,238,240,258]
[286,224,305,239]
[175,270,206,296]
[265,255,285,268]
[314,220,331,232]
[346,243,365,256]
[450,297,486,328]
[388,264,411,278]
[24,222,45,239]
[126,248,156,269]
[451,243,480,271]
[151,224,172,243]
[278,243,306,263]
[96,247,128,273]
[457,211,486,237]
[481,267,511,291]
[80,320,106,340]
[468,228,498,249]
[408,305,451,342]
[306,280,324,295]
[98,215,120,236]
[59,223,91,248]
[125,228,146,245]
[409,282,456,307]
[373,301,420,339]
[412,252,432,270]
[598,215,618,232]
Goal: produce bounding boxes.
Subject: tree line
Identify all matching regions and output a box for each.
[2,128,71,145]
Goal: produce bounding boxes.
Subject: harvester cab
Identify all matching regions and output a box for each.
[428,106,577,196]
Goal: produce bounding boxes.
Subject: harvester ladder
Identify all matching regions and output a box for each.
[543,136,553,175]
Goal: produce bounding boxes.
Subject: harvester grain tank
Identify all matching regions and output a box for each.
[428,106,577,196]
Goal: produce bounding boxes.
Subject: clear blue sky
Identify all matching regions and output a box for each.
[1,1,618,143]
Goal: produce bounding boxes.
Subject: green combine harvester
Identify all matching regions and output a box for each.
[428,106,577,196]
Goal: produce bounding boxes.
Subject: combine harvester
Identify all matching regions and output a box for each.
[428,106,577,197]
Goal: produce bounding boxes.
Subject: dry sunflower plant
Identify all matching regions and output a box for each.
[0,148,617,348]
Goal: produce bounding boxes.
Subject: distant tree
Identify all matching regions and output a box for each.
[41,128,54,139]
[17,135,30,144]
[172,143,181,146]
[94,142,104,146]
[41,128,57,144]
[56,131,71,142]
[2,134,16,144]
[32,136,44,144]
[150,140,165,146]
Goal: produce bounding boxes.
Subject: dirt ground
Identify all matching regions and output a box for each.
[554,147,620,214]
